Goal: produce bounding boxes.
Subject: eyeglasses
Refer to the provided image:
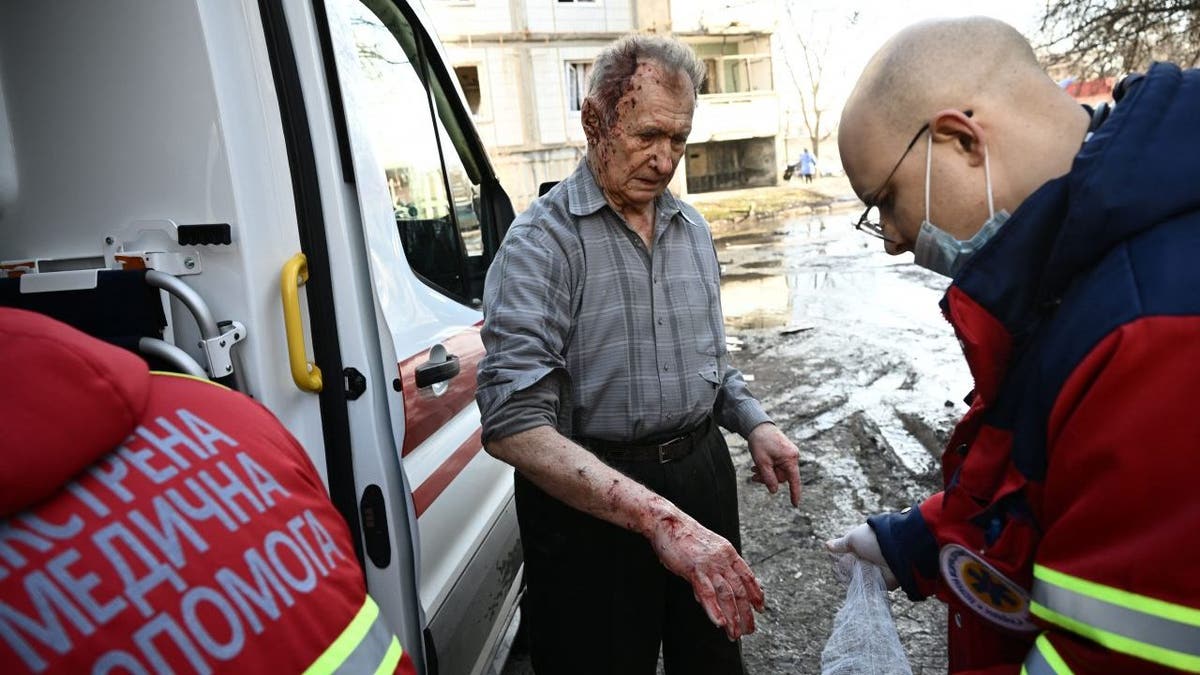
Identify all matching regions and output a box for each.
[853,205,893,241]
[853,110,973,242]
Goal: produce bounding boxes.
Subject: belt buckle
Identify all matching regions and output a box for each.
[656,436,682,463]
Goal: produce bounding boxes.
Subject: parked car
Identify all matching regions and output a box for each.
[0,1,520,673]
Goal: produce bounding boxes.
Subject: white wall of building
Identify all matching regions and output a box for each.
[493,147,583,210]
[443,45,526,148]
[424,0,513,40]
[669,0,775,35]
[526,1,633,35]
[529,48,566,145]
[489,48,528,146]
[691,94,779,144]
[451,42,603,151]
[545,45,600,145]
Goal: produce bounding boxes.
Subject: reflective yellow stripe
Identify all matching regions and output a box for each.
[1038,634,1073,674]
[1031,604,1200,673]
[305,597,379,675]
[374,638,403,675]
[1032,565,1200,672]
[1021,634,1073,675]
[150,370,230,390]
[1036,565,1200,627]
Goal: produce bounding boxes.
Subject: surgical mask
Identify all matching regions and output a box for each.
[913,134,1010,277]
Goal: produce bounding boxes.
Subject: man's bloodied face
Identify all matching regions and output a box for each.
[586,60,694,211]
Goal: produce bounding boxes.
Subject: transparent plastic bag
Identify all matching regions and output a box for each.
[820,555,913,675]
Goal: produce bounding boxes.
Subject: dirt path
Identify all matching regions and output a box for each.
[726,329,949,674]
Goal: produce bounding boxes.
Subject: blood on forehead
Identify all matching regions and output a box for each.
[613,64,691,122]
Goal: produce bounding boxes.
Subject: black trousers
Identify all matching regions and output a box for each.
[514,423,746,675]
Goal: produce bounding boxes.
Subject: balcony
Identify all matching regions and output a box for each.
[691,91,780,143]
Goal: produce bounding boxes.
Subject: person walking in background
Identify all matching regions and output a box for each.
[830,16,1200,674]
[799,148,817,183]
[476,33,802,675]
[0,308,415,675]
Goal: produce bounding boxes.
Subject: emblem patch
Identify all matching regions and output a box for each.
[939,544,1036,633]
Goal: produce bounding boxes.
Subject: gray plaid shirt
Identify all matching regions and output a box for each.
[476,159,771,443]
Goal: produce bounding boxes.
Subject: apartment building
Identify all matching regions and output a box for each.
[670,2,782,194]
[424,0,783,209]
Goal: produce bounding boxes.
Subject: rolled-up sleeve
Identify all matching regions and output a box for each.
[476,227,575,444]
[715,366,772,437]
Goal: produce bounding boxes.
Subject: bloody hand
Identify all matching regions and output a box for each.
[649,512,765,640]
[748,423,802,507]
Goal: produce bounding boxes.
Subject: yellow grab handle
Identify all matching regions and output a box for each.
[280,253,323,393]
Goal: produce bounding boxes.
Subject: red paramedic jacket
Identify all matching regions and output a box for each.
[868,64,1200,674]
[0,307,416,674]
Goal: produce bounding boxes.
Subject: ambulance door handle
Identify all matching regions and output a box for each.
[280,253,324,393]
[415,344,460,389]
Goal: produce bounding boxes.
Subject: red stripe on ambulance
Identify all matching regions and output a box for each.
[412,429,484,517]
[396,326,485,457]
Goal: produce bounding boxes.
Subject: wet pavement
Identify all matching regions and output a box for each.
[718,211,970,477]
[502,209,965,674]
[716,210,964,673]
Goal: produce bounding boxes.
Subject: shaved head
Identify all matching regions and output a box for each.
[838,16,1090,254]
[843,17,1041,143]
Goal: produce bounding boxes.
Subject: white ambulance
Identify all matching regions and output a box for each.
[0,1,521,673]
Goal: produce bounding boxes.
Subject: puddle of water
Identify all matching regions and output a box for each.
[720,273,792,330]
[716,231,788,248]
[742,260,779,270]
[718,212,946,333]
[721,271,776,283]
[719,211,974,470]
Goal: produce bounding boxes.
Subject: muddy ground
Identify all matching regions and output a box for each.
[724,338,949,674]
[503,204,966,674]
[712,207,960,674]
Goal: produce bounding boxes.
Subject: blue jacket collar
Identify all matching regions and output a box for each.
[946,63,1197,335]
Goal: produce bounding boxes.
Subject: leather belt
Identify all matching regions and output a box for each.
[578,416,712,464]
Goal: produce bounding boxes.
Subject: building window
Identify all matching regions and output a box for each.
[701,58,719,94]
[697,55,773,94]
[454,65,482,115]
[565,61,593,112]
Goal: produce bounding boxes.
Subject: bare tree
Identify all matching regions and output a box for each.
[1039,1,1200,78]
[778,3,857,160]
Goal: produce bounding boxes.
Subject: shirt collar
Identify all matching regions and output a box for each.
[566,158,695,226]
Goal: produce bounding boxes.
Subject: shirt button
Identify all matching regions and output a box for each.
[657,317,664,325]
[663,365,669,372]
